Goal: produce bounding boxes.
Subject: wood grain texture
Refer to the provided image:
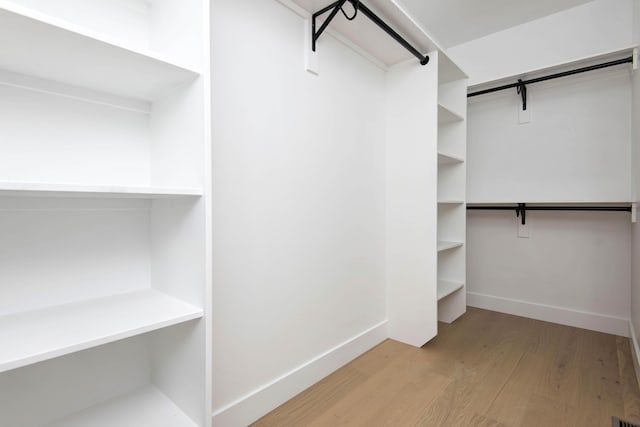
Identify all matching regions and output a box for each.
[253,308,640,426]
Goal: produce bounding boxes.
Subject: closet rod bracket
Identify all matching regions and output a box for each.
[516,80,527,111]
[311,0,430,66]
[516,203,526,225]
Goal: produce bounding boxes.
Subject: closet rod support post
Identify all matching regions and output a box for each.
[312,0,346,53]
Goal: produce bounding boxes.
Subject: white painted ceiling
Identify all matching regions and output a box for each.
[398,0,595,48]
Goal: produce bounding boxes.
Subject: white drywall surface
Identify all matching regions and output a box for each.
[467,210,631,332]
[448,0,633,86]
[211,0,387,420]
[630,0,640,361]
[467,66,632,203]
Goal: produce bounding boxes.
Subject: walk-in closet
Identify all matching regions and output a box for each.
[2,0,640,426]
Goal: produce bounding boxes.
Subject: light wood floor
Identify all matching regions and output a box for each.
[253,307,640,426]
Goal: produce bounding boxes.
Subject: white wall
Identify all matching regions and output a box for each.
[467,211,631,335]
[467,66,632,203]
[630,0,640,377]
[211,0,387,424]
[448,0,633,86]
[458,0,634,336]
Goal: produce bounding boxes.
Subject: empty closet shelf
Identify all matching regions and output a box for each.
[438,152,465,164]
[0,181,203,198]
[0,1,200,100]
[438,240,463,252]
[438,104,464,124]
[0,289,203,373]
[46,386,198,427]
[437,280,464,300]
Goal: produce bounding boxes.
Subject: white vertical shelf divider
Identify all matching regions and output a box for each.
[0,1,211,426]
[386,53,439,348]
[437,52,468,324]
[386,49,468,347]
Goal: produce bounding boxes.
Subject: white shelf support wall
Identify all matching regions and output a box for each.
[386,54,439,348]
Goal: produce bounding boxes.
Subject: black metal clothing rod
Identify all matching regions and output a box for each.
[467,56,633,98]
[353,1,429,65]
[312,0,429,66]
[467,205,632,212]
[467,203,632,225]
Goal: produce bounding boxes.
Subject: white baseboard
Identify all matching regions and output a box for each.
[629,321,640,388]
[467,292,629,337]
[211,320,388,427]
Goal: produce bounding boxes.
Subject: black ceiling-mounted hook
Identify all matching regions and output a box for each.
[516,203,526,225]
[516,79,527,111]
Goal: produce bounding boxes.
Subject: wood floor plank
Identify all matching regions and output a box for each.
[362,371,452,426]
[305,351,449,426]
[520,393,577,427]
[350,339,413,376]
[572,329,625,426]
[616,336,640,423]
[527,320,581,404]
[253,308,640,427]
[251,365,368,427]
[484,351,544,425]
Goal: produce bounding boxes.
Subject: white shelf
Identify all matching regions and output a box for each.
[438,104,464,124]
[438,152,465,165]
[438,240,463,252]
[467,45,636,89]
[437,280,464,301]
[438,200,465,204]
[47,386,198,427]
[0,289,203,373]
[0,181,203,198]
[0,1,200,100]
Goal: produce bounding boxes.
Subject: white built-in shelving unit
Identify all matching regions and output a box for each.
[437,54,468,324]
[385,46,468,347]
[0,1,211,426]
